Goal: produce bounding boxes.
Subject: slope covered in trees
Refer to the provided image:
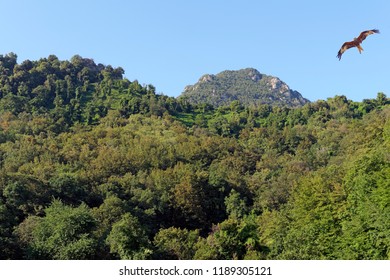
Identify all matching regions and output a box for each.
[0,53,389,260]
[0,53,184,131]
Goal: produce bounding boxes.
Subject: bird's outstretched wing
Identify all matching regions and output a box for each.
[356,29,380,44]
[337,41,358,60]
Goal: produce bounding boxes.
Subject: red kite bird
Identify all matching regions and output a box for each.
[337,29,379,60]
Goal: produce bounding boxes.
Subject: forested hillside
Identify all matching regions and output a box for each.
[0,53,184,130]
[0,53,389,260]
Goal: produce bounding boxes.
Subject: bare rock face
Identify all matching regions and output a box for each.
[180,68,309,107]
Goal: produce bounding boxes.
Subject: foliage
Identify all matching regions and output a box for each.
[0,53,185,133]
[0,53,389,260]
[16,200,97,259]
[106,213,152,260]
[154,227,200,259]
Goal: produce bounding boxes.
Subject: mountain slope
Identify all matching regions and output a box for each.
[179,68,309,107]
[0,53,182,131]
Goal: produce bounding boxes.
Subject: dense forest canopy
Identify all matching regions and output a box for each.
[0,53,389,260]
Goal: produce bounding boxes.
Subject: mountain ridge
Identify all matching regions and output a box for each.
[179,68,309,108]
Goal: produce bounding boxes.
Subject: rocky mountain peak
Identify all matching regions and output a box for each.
[180,68,309,108]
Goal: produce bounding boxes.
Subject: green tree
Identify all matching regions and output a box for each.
[195,215,264,260]
[49,173,87,205]
[225,189,248,219]
[275,168,344,259]
[194,113,208,127]
[154,227,199,259]
[0,200,21,259]
[18,200,97,259]
[339,149,390,259]
[106,213,152,259]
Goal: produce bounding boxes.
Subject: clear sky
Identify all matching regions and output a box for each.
[1,0,389,102]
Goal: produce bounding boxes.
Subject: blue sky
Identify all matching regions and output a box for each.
[1,0,389,102]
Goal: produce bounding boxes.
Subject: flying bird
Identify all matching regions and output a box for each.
[337,29,380,60]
